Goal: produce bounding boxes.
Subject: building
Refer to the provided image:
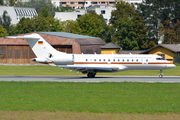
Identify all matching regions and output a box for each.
[55,5,116,24]
[87,5,116,23]
[101,42,121,54]
[0,32,105,64]
[140,44,180,63]
[117,0,144,6]
[0,6,38,25]
[59,0,116,8]
[54,12,84,21]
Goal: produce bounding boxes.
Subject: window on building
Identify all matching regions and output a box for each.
[78,2,85,4]
[101,10,105,14]
[109,2,116,4]
[158,54,165,59]
[77,15,81,18]
[91,2,97,4]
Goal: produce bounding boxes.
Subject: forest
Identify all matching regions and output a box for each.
[0,0,180,50]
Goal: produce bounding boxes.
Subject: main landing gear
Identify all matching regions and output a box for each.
[159,69,163,78]
[87,72,96,78]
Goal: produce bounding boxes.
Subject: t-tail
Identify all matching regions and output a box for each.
[7,34,74,65]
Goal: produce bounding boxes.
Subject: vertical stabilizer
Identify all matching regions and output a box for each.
[7,33,65,58]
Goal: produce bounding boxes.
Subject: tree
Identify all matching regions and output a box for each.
[0,0,4,5]
[38,7,52,18]
[137,0,180,44]
[9,17,34,35]
[62,20,82,34]
[0,11,11,31]
[9,0,15,6]
[0,25,8,37]
[9,7,63,35]
[109,1,148,50]
[160,19,180,44]
[19,0,56,16]
[76,12,107,38]
[57,5,75,12]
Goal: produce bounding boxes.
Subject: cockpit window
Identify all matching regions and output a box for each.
[156,58,165,60]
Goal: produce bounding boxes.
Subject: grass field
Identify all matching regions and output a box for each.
[0,82,180,113]
[0,65,179,76]
[0,65,180,119]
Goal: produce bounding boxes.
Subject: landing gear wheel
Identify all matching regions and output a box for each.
[87,72,96,78]
[159,74,163,78]
[159,70,163,78]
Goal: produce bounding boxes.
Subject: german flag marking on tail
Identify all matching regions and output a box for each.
[38,41,43,45]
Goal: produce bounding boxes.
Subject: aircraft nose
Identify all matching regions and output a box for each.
[167,64,176,69]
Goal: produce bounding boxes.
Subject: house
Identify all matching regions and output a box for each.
[140,44,180,63]
[101,42,121,54]
[0,32,105,64]
[59,0,116,8]
[54,5,116,24]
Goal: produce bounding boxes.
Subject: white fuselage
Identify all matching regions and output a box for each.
[52,53,175,73]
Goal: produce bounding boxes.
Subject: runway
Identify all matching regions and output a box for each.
[0,75,179,83]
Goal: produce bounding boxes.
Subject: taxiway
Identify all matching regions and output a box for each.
[0,76,179,83]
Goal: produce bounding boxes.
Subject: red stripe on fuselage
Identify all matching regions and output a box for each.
[73,62,173,65]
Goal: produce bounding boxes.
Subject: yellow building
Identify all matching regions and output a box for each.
[141,44,180,63]
[101,42,122,54]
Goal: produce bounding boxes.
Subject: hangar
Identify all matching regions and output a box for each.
[140,44,180,63]
[0,32,105,64]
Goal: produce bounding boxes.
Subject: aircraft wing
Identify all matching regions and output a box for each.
[58,65,128,73]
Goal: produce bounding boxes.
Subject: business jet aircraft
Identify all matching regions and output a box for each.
[8,34,175,78]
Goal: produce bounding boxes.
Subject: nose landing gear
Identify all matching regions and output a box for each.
[159,69,163,78]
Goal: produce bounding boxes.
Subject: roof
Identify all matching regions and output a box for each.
[141,44,180,54]
[0,32,105,46]
[38,32,98,39]
[119,50,145,54]
[101,42,122,49]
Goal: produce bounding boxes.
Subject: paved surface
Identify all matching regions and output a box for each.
[0,76,179,83]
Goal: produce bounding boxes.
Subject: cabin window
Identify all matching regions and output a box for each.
[113,59,115,62]
[132,59,134,62]
[136,59,138,62]
[94,59,96,61]
[99,59,101,61]
[108,59,110,62]
[146,59,148,62]
[118,59,120,62]
[122,59,124,62]
[86,59,88,61]
[127,59,129,62]
[103,59,106,61]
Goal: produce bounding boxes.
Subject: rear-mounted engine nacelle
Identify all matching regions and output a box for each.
[50,54,74,65]
[32,58,47,63]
